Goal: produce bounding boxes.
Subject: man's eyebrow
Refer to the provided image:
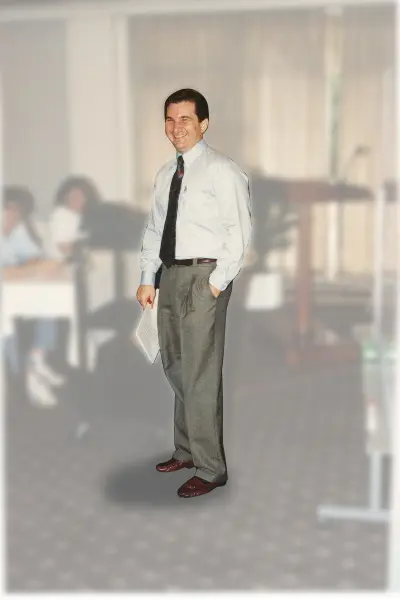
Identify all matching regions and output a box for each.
[166,115,192,121]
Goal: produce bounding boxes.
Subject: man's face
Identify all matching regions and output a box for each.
[3,202,21,235]
[165,101,208,154]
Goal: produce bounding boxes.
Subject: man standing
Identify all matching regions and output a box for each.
[136,89,251,498]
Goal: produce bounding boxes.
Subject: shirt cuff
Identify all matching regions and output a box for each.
[140,271,157,287]
[208,269,229,292]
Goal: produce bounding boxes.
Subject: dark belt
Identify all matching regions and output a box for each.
[169,258,217,266]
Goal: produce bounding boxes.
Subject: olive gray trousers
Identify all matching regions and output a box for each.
[157,263,232,484]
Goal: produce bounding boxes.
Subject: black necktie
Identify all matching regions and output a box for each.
[159,155,184,268]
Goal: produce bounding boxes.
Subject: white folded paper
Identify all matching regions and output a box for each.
[134,293,160,363]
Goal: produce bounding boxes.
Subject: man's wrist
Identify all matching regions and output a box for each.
[140,271,157,287]
[209,271,228,292]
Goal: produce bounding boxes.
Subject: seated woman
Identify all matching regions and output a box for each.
[49,175,102,259]
[2,188,65,407]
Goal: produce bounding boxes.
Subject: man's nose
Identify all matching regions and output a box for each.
[173,122,184,134]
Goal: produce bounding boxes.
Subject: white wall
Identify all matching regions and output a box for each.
[0,21,69,216]
[0,15,134,216]
[65,15,133,202]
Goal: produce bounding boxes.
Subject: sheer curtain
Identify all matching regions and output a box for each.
[129,13,250,207]
[338,5,395,274]
[129,7,395,276]
[129,9,328,274]
[240,10,327,272]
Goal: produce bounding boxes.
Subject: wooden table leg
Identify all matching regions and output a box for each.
[296,200,313,343]
[287,193,359,368]
[282,181,362,368]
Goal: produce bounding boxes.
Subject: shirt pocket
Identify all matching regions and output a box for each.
[180,178,218,224]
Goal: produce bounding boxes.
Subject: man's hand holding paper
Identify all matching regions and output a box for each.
[136,284,156,309]
[134,287,160,363]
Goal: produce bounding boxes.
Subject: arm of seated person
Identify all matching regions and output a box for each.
[56,242,75,258]
[3,258,42,280]
[3,259,64,281]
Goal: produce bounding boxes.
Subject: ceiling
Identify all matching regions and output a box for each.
[0,0,392,18]
[0,0,391,5]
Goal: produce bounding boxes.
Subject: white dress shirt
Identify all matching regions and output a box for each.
[140,139,252,291]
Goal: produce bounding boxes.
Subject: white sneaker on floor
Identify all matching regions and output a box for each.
[29,352,65,387]
[26,370,58,407]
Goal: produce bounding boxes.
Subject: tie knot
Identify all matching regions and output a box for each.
[177,155,184,177]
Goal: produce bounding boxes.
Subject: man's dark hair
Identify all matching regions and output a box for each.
[164,88,209,122]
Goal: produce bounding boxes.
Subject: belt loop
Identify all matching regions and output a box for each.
[194,258,198,266]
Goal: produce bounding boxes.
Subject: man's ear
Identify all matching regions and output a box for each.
[200,118,209,134]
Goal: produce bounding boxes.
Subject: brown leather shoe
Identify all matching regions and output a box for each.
[177,476,226,498]
[156,458,194,472]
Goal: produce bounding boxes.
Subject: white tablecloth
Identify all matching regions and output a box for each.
[2,271,79,366]
[2,251,141,369]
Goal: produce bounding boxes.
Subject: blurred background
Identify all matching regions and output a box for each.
[1,0,398,593]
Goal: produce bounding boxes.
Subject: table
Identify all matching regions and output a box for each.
[251,176,373,366]
[2,268,80,367]
[286,179,373,366]
[2,253,121,371]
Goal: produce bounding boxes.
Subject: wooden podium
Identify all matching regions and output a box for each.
[288,179,373,366]
[256,177,373,367]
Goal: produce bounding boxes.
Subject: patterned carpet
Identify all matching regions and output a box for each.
[6,306,389,592]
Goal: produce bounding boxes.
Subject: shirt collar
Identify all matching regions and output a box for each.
[176,139,207,169]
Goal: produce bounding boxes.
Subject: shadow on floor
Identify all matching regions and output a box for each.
[102,456,232,510]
